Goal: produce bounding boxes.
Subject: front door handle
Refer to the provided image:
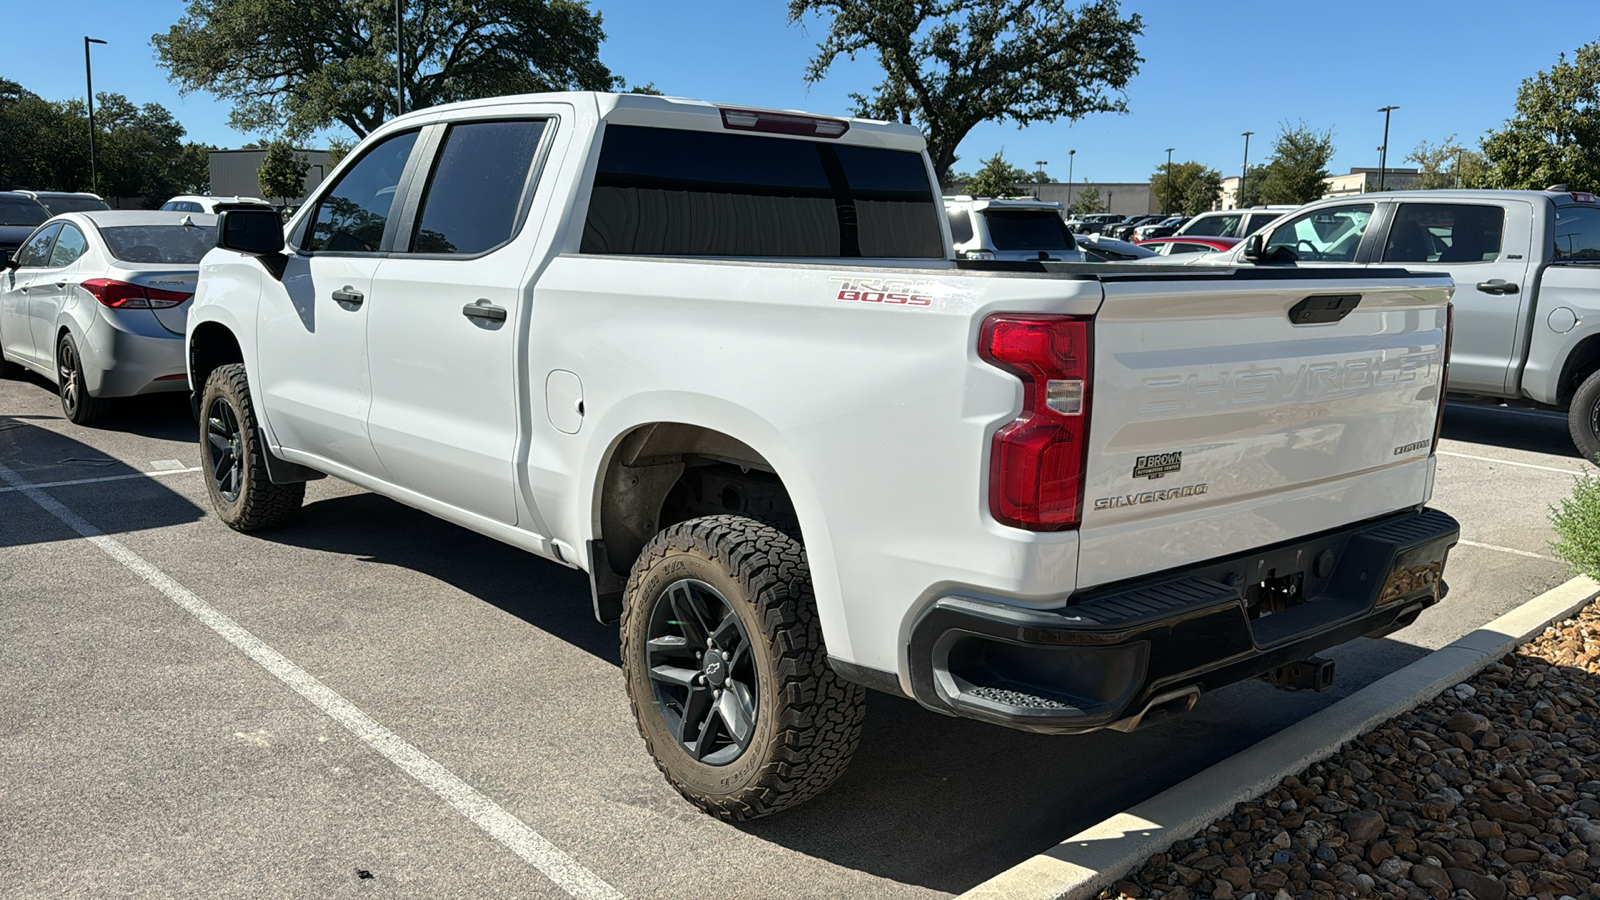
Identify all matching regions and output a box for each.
[331,286,364,307]
[462,302,507,323]
[1476,279,1519,295]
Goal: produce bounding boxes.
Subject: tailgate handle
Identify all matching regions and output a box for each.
[1288,293,1361,325]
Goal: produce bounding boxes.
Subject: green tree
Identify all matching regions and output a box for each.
[965,151,1028,197]
[1151,160,1222,215]
[1252,122,1336,205]
[1068,183,1106,215]
[1406,136,1492,190]
[325,137,354,167]
[788,0,1143,185]
[1479,42,1600,191]
[155,0,630,139]
[258,140,309,205]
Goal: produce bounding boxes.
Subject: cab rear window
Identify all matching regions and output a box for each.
[581,125,942,258]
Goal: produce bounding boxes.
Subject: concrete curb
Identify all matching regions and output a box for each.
[958,575,1600,900]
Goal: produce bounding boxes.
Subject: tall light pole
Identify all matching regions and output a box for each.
[1032,160,1047,198]
[394,0,406,115]
[84,37,107,196]
[1455,147,1464,188]
[1066,149,1076,211]
[1164,147,1175,215]
[1377,105,1399,191]
[1239,131,1254,208]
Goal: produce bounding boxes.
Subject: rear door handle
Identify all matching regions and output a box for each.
[1476,279,1519,295]
[331,286,364,307]
[462,302,506,323]
[54,280,68,288]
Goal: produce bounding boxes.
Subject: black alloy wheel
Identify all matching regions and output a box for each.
[206,397,244,502]
[645,578,758,766]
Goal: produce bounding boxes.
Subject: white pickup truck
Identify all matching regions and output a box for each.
[187,92,1460,819]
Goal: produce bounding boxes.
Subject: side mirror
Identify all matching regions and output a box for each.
[1240,233,1266,262]
[217,209,286,256]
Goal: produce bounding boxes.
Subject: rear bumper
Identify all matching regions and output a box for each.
[907,507,1459,734]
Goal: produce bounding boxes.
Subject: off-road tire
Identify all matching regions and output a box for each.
[56,333,110,425]
[201,363,304,530]
[621,515,866,820]
[1569,368,1600,464]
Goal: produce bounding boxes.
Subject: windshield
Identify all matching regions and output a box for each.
[40,196,111,214]
[1180,214,1241,238]
[984,210,1075,251]
[0,196,49,226]
[100,224,218,264]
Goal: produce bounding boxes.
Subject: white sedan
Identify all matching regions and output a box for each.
[0,211,216,424]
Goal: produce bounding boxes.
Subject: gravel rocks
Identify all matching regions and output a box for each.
[1098,602,1600,900]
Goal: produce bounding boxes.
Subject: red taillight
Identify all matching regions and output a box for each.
[979,314,1093,530]
[1431,302,1454,454]
[80,278,190,310]
[719,107,850,139]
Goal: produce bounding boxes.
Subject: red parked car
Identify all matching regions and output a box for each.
[1136,235,1241,256]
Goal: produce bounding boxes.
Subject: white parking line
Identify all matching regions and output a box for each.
[0,466,203,494]
[1436,450,1588,477]
[1457,539,1557,561]
[0,461,625,900]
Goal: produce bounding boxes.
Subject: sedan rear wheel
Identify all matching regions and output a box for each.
[56,333,110,425]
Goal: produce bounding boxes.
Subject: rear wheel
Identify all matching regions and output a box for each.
[621,515,865,820]
[56,333,110,425]
[1570,369,1600,464]
[201,363,304,530]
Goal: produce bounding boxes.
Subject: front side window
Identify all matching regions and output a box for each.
[13,223,61,268]
[48,224,88,267]
[581,125,942,258]
[1553,206,1600,261]
[1181,214,1241,238]
[410,119,548,255]
[304,130,419,252]
[1382,203,1504,263]
[983,210,1075,251]
[1264,204,1374,262]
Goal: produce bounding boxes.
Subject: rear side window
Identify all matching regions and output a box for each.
[581,125,941,258]
[1244,212,1282,234]
[1554,206,1600,260]
[410,119,548,255]
[101,224,218,264]
[48,224,88,266]
[1382,203,1505,263]
[946,208,973,244]
[14,223,60,267]
[1181,214,1240,238]
[304,130,419,253]
[983,210,1075,251]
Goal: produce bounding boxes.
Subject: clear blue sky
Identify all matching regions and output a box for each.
[3,0,1591,182]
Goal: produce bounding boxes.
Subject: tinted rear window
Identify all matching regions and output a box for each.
[101,224,218,264]
[983,210,1074,251]
[212,202,271,214]
[411,119,547,255]
[581,125,941,258]
[40,196,111,214]
[0,196,49,226]
[1554,206,1600,261]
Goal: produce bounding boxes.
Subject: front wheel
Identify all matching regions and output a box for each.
[200,363,304,530]
[621,515,866,820]
[1570,369,1600,464]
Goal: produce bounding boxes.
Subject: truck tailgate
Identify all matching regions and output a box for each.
[1075,270,1453,589]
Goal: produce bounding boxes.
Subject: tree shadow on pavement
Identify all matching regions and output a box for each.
[0,416,204,548]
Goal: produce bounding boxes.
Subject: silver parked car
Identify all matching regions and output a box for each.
[0,211,215,424]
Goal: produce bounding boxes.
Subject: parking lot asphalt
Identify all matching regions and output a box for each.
[0,372,1584,899]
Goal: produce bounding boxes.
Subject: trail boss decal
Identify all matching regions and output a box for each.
[1133,451,1182,479]
[828,277,961,308]
[1093,483,1209,511]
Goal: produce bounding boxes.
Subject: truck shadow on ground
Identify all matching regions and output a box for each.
[259,489,1439,894]
[0,416,204,548]
[1442,402,1584,460]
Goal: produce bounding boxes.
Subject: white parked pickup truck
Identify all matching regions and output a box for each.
[187,92,1460,819]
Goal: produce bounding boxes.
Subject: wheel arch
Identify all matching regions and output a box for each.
[188,319,245,398]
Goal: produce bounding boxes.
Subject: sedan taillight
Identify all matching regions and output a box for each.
[80,278,191,309]
[979,314,1093,531]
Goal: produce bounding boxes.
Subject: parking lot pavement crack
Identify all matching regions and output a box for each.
[0,460,626,900]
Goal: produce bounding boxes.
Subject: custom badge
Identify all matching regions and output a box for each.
[1133,451,1182,480]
